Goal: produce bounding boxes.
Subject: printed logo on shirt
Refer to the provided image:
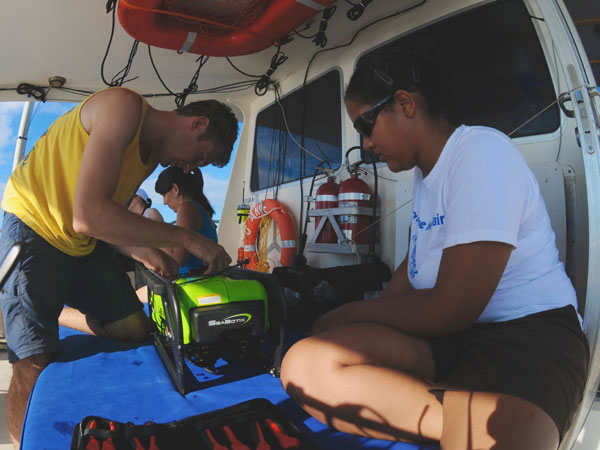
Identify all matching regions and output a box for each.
[412,210,445,231]
[409,210,445,279]
[409,234,418,279]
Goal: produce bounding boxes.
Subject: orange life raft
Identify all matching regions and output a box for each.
[243,199,297,270]
[117,0,337,57]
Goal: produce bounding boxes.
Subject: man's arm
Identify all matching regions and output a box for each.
[313,240,513,337]
[72,89,230,274]
[114,244,179,278]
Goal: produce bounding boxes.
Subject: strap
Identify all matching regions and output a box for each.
[296,0,326,11]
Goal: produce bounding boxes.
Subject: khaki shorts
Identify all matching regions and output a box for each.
[428,305,589,438]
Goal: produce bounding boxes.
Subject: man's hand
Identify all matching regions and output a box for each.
[187,234,232,275]
[140,248,179,279]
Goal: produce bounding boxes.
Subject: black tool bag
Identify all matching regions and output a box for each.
[273,261,392,330]
[71,398,318,450]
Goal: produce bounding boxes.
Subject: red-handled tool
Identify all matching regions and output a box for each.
[264,418,300,449]
[86,420,101,450]
[202,428,228,450]
[132,435,159,450]
[101,421,116,450]
[221,425,251,450]
[130,423,160,450]
[254,421,271,450]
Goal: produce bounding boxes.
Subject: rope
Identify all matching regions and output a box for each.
[249,206,283,220]
[508,83,588,137]
[255,216,273,272]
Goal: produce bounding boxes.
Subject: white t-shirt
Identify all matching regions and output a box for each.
[408,125,578,323]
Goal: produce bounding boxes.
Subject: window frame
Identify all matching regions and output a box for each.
[250,67,344,193]
[353,0,562,162]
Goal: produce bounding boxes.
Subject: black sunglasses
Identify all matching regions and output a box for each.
[353,69,395,139]
[353,95,393,139]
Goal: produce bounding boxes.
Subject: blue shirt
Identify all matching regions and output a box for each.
[179,201,218,276]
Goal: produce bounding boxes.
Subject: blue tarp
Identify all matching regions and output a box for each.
[21,326,439,450]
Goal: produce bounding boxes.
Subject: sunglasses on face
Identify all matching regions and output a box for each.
[353,95,393,139]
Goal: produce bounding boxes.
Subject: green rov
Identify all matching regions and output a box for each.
[136,264,287,395]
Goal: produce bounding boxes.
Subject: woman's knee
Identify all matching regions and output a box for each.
[280,336,340,397]
[280,337,317,390]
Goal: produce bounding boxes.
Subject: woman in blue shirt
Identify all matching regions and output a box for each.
[155,166,218,276]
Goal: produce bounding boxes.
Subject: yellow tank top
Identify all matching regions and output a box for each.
[2,87,158,256]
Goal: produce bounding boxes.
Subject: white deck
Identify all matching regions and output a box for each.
[0,352,13,449]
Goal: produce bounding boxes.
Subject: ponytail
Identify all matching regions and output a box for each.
[155,166,215,217]
[189,169,215,217]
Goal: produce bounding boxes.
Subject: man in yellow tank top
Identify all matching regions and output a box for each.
[0,87,237,449]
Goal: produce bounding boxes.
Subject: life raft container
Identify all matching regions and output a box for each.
[117,0,336,57]
[243,199,296,270]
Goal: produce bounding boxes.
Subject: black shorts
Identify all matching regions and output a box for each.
[427,305,589,438]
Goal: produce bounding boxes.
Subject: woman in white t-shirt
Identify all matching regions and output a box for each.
[280,39,589,450]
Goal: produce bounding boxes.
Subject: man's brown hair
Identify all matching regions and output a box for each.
[176,100,239,167]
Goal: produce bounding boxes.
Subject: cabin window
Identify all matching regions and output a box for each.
[358,0,559,158]
[251,69,342,192]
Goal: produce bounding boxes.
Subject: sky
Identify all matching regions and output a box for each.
[0,101,237,225]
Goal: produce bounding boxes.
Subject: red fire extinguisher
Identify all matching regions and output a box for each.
[338,173,372,245]
[314,175,340,243]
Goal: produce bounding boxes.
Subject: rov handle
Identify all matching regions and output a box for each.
[135,263,170,296]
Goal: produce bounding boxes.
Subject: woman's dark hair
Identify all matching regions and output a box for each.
[345,37,456,120]
[155,166,215,217]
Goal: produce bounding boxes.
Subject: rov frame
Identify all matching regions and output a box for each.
[135,264,288,395]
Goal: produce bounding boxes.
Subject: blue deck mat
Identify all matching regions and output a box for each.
[21,326,440,450]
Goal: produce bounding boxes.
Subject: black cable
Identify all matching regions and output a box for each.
[56,86,95,96]
[292,21,316,39]
[100,0,118,86]
[225,57,262,78]
[302,0,427,91]
[255,46,289,96]
[16,83,48,102]
[294,29,318,39]
[311,137,334,163]
[149,45,257,101]
[313,6,337,48]
[175,55,210,107]
[148,45,179,97]
[110,40,140,86]
[347,0,375,20]
[345,145,362,166]
[273,86,289,199]
[191,81,257,94]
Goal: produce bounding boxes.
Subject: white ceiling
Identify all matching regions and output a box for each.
[0,0,373,107]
